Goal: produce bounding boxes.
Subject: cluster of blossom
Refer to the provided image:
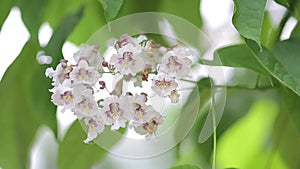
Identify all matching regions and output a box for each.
[45,34,193,143]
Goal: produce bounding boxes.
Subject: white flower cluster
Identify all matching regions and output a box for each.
[46,34,194,143]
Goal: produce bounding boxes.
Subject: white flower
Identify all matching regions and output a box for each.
[84,116,105,143]
[109,43,144,75]
[125,95,156,125]
[70,60,100,85]
[168,90,180,103]
[172,47,194,58]
[73,87,99,119]
[73,44,103,71]
[101,95,128,130]
[116,34,147,47]
[159,50,192,78]
[133,112,164,139]
[50,80,75,111]
[45,67,55,78]
[141,40,167,68]
[46,62,73,84]
[151,74,178,97]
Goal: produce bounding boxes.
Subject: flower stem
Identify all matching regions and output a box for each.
[212,99,217,169]
[210,85,218,169]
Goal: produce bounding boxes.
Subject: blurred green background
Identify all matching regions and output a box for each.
[0,0,300,169]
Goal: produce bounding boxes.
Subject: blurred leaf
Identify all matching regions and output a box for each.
[16,0,47,39]
[279,87,300,134]
[98,0,124,21]
[247,39,300,96]
[232,0,267,50]
[0,40,41,169]
[58,120,107,169]
[158,0,202,28]
[169,164,201,169]
[45,6,84,65]
[274,97,300,169]
[0,0,13,31]
[275,0,293,8]
[44,0,106,45]
[43,0,84,28]
[276,0,300,19]
[115,0,202,46]
[274,0,299,18]
[120,0,202,28]
[291,22,300,39]
[213,44,269,77]
[173,78,213,168]
[261,11,277,49]
[217,99,288,169]
[217,88,277,136]
[69,0,107,44]
[174,86,200,142]
[30,6,84,135]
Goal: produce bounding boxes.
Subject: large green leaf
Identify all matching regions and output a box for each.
[30,6,84,134]
[169,164,201,169]
[0,0,13,31]
[98,0,124,21]
[213,44,269,77]
[0,40,41,169]
[16,0,47,39]
[247,39,300,96]
[232,0,267,50]
[58,121,107,169]
[0,7,85,168]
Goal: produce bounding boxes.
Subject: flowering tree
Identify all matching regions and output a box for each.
[0,0,300,169]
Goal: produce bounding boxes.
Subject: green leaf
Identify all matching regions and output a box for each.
[275,0,293,8]
[175,83,212,168]
[247,39,300,96]
[232,0,267,50]
[213,44,269,77]
[0,40,41,169]
[158,0,202,28]
[30,6,84,134]
[69,0,107,44]
[44,0,106,45]
[118,0,202,28]
[169,164,201,169]
[0,0,13,31]
[45,6,84,65]
[274,98,300,169]
[58,121,107,169]
[98,0,124,21]
[261,11,277,49]
[279,87,300,134]
[291,22,300,39]
[16,0,47,39]
[217,99,288,169]
[275,0,298,11]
